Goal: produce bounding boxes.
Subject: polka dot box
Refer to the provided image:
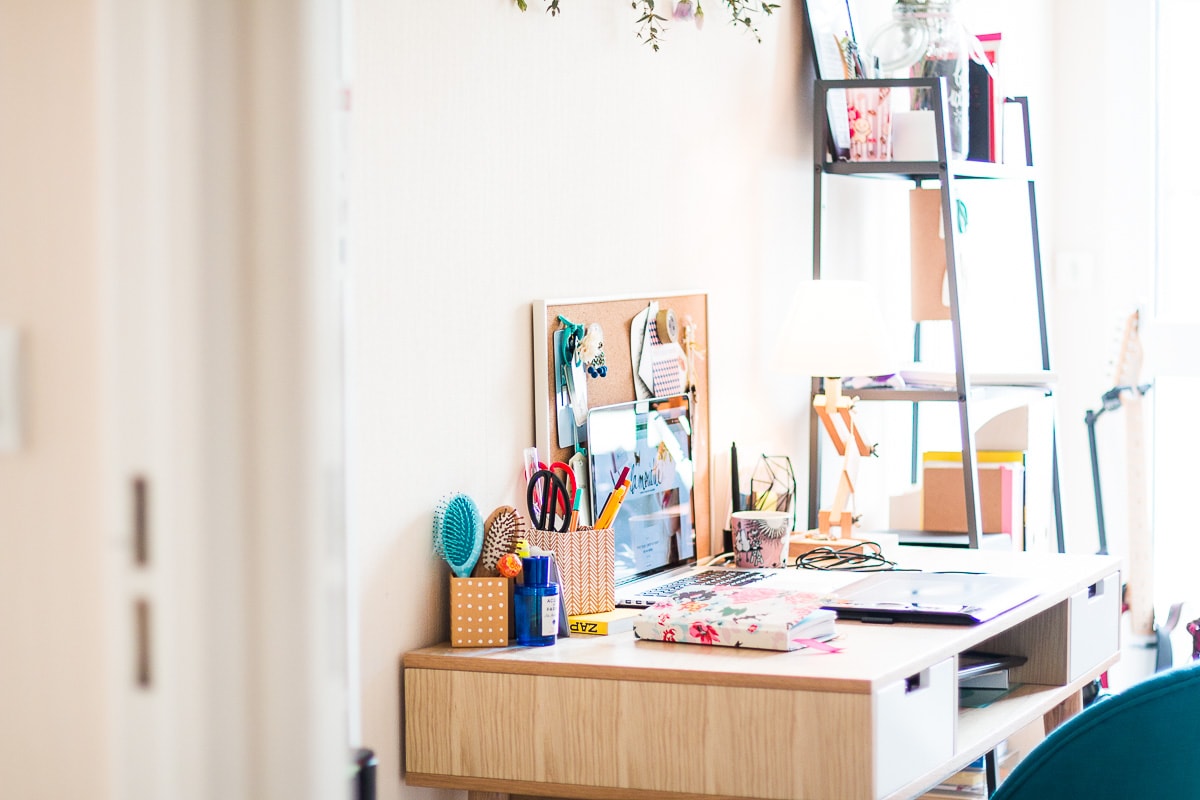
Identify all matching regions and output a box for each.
[450,577,512,647]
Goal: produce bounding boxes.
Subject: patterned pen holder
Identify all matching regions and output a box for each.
[525,526,615,617]
[450,576,513,647]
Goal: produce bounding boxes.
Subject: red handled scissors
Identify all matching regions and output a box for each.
[527,461,576,531]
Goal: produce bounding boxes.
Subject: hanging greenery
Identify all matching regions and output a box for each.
[515,1,780,51]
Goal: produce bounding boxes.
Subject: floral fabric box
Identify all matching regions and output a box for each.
[632,584,838,652]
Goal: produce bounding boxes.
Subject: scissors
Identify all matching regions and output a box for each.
[527,466,574,532]
[529,460,576,514]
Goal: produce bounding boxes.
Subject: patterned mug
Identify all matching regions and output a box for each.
[731,510,792,569]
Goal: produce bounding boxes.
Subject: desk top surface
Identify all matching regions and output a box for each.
[405,547,1120,694]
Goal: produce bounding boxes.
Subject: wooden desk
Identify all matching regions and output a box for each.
[404,548,1120,800]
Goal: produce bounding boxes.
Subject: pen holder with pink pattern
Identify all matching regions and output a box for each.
[525,526,615,616]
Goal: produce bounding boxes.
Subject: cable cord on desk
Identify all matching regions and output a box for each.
[794,541,915,572]
[708,542,917,571]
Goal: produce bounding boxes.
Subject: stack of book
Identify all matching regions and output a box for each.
[921,745,1023,798]
[567,608,640,636]
[922,756,990,798]
[957,651,1026,709]
[967,33,1002,164]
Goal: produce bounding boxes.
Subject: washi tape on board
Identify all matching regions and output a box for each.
[655,308,678,343]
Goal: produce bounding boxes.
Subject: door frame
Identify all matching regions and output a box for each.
[98,1,348,797]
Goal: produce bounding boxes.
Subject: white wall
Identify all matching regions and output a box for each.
[0,2,112,797]
[1049,0,1157,558]
[349,4,810,797]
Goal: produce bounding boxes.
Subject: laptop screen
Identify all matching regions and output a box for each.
[586,396,696,585]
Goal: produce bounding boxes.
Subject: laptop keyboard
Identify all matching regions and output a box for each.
[641,569,767,598]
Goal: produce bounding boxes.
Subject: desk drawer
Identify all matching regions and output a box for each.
[1068,571,1120,681]
[977,570,1121,687]
[874,657,955,797]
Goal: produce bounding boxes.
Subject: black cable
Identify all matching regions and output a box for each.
[793,541,917,572]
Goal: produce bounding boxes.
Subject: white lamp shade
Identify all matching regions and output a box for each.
[773,280,893,378]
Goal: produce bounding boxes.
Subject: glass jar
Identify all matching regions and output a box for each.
[869,0,971,159]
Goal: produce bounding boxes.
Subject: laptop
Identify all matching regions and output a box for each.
[820,572,1040,625]
[587,396,843,607]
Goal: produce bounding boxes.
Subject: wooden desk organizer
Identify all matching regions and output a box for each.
[449,577,513,648]
[526,525,615,616]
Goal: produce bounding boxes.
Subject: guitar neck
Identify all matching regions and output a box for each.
[1123,392,1154,638]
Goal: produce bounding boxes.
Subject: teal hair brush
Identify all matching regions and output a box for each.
[432,492,484,578]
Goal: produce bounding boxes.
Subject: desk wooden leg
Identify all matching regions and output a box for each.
[1043,690,1083,735]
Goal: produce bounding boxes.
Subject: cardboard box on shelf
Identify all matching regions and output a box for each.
[921,451,1024,541]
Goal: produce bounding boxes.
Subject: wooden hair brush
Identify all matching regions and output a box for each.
[474,505,525,577]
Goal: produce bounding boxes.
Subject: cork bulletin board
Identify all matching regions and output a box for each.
[532,293,712,558]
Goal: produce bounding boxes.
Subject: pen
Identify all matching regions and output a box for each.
[595,464,630,526]
[595,486,623,529]
[596,478,630,529]
[614,464,630,490]
[523,446,541,517]
[523,446,540,482]
[567,488,582,532]
[612,478,632,520]
[731,442,741,514]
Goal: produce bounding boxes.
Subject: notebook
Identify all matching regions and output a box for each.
[820,572,1039,625]
[587,397,843,607]
[632,585,838,651]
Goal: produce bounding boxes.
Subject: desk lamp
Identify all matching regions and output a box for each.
[774,280,892,540]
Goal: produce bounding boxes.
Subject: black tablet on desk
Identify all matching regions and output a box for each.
[821,572,1040,625]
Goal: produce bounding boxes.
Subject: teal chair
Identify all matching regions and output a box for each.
[990,662,1200,799]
